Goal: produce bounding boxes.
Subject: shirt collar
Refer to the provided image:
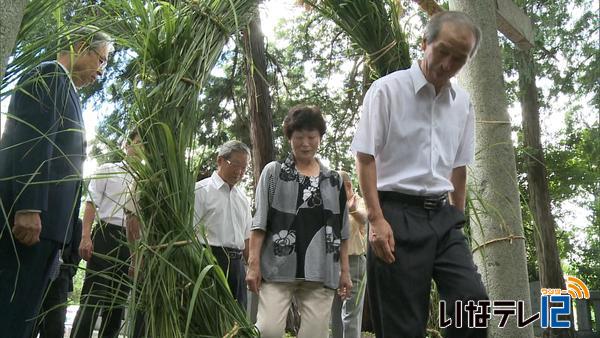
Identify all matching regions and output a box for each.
[409,61,456,100]
[55,60,79,93]
[210,171,233,191]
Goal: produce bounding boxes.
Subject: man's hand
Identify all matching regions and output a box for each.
[356,152,394,263]
[245,263,262,293]
[12,212,42,246]
[79,236,94,261]
[369,217,395,264]
[337,271,353,300]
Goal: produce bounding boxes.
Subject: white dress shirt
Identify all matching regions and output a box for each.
[87,162,133,227]
[193,172,252,250]
[351,62,475,195]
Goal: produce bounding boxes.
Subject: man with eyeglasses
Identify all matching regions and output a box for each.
[90,47,108,67]
[193,140,252,309]
[0,26,113,337]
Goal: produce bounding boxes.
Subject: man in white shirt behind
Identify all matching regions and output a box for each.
[194,140,252,309]
[71,130,140,338]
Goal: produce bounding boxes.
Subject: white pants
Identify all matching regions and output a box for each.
[256,281,336,338]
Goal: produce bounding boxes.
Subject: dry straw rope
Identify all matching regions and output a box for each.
[149,240,193,250]
[472,234,526,253]
[477,119,511,125]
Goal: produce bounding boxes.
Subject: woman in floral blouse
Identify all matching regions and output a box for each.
[246,105,352,338]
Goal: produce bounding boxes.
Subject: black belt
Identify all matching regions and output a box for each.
[99,220,123,228]
[379,191,448,210]
[210,246,243,260]
[97,220,126,232]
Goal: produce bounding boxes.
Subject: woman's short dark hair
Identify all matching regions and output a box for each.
[283,105,326,139]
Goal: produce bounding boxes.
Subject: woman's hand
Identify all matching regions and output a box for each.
[347,194,358,212]
[246,264,262,293]
[337,271,353,300]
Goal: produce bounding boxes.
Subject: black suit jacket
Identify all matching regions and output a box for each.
[0,61,85,244]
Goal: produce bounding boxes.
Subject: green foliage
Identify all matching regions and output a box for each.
[267,10,365,170]
[545,118,599,202]
[544,116,599,289]
[502,0,599,287]
[571,198,600,290]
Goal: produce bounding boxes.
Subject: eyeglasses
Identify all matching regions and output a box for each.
[225,159,249,172]
[90,48,107,67]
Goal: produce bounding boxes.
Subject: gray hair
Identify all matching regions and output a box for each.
[62,26,114,54]
[217,140,251,159]
[423,11,481,57]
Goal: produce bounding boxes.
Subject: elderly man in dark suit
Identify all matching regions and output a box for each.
[0,26,112,338]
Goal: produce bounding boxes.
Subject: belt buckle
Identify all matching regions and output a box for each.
[226,250,241,259]
[424,195,446,210]
[423,198,438,210]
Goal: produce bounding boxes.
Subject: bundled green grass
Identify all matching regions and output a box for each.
[97,0,259,336]
[301,0,411,78]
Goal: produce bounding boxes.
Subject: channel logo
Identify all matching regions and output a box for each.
[564,276,590,299]
[540,276,590,328]
[438,275,590,329]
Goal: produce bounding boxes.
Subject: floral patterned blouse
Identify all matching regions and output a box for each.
[252,154,349,289]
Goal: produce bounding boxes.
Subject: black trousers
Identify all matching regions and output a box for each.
[129,311,149,338]
[34,271,70,338]
[71,223,130,338]
[0,231,60,338]
[368,194,488,338]
[210,246,247,309]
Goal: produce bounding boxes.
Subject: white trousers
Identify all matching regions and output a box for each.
[256,281,336,338]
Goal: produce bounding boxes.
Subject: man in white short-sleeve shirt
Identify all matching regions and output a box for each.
[194,140,252,308]
[71,130,139,338]
[351,11,488,338]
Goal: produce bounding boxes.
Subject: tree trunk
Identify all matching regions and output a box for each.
[243,14,275,185]
[242,12,275,325]
[0,0,27,132]
[0,0,26,83]
[515,47,575,338]
[448,1,534,337]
